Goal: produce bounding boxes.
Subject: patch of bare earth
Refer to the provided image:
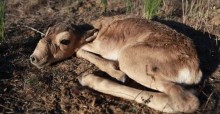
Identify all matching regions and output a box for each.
[1,0,220,113]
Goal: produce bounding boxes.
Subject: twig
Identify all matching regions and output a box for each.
[23,25,45,36]
[182,0,186,23]
[45,27,51,37]
[0,104,13,111]
[203,91,214,112]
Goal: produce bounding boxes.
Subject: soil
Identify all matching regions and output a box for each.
[1,0,220,114]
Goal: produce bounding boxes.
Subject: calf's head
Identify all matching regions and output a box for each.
[30,23,82,68]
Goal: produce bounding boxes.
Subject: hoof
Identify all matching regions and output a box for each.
[77,72,90,86]
[119,75,127,83]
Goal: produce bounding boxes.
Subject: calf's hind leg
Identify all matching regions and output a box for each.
[117,45,199,113]
[78,73,197,113]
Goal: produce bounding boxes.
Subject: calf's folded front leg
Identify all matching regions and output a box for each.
[76,49,126,82]
[78,73,198,113]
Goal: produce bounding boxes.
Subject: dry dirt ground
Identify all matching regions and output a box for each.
[1,0,220,114]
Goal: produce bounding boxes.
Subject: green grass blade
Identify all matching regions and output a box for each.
[126,0,132,14]
[101,0,108,13]
[143,0,161,20]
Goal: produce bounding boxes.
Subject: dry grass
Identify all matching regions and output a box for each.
[182,0,210,30]
[181,0,220,39]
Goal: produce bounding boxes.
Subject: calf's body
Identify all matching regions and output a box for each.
[30,16,202,113]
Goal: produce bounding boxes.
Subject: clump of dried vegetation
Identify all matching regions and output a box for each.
[102,0,162,19]
[101,0,220,38]
[181,0,220,38]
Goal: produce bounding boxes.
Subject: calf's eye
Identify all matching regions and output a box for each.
[60,39,70,45]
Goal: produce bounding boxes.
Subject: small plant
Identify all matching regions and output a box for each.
[25,77,39,85]
[128,106,137,113]
[101,0,108,13]
[143,0,161,20]
[126,0,132,14]
[0,0,4,42]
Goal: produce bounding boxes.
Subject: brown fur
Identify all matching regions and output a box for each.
[30,15,202,113]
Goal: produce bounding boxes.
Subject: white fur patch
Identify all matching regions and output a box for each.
[176,68,191,84]
[195,70,202,84]
[102,51,118,61]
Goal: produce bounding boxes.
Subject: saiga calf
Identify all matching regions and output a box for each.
[30,15,202,113]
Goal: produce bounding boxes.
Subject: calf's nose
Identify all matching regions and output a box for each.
[30,55,37,63]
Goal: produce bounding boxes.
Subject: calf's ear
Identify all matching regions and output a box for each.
[83,29,98,42]
[70,24,78,31]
